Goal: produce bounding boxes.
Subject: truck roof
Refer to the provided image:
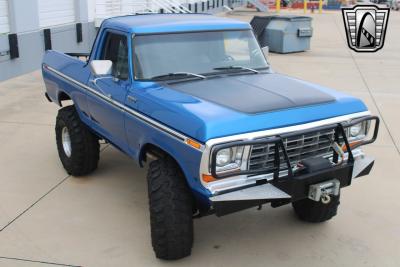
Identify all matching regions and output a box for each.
[101,14,251,34]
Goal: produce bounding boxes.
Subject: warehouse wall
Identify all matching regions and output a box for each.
[0,0,96,81]
[0,22,96,81]
[0,0,243,81]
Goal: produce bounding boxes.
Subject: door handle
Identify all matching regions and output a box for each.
[127,95,137,103]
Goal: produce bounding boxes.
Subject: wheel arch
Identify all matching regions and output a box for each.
[140,142,202,208]
[57,91,72,106]
[139,143,182,170]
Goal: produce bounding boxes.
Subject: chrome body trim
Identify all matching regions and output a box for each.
[43,64,204,151]
[205,111,370,148]
[209,183,291,202]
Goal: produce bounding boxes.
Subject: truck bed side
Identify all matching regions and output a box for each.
[42,50,91,119]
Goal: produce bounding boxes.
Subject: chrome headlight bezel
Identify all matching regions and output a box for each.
[214,145,246,173]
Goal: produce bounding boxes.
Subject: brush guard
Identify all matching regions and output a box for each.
[209,116,379,216]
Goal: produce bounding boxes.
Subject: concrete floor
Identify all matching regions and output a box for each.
[0,9,399,267]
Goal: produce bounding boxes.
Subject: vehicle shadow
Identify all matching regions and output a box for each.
[91,146,342,266]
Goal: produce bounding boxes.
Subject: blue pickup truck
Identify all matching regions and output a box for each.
[42,14,379,260]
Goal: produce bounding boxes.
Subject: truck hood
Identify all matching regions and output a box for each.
[138,73,368,143]
[168,73,336,114]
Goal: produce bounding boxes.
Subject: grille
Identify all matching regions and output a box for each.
[248,129,335,172]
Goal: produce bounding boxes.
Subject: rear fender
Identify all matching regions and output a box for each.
[42,50,92,121]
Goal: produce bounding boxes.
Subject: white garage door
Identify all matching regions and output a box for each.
[0,0,10,34]
[95,0,153,20]
[96,0,122,19]
[38,0,76,28]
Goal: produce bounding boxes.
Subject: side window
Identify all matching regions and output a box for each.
[100,32,129,80]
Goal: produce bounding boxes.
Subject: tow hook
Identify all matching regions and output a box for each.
[320,192,331,204]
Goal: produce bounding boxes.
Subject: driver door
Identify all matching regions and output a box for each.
[87,30,130,148]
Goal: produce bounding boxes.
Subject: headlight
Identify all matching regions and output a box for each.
[216,148,232,167]
[350,123,363,137]
[347,120,370,140]
[215,146,245,173]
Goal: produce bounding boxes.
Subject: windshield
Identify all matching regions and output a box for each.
[133,30,269,80]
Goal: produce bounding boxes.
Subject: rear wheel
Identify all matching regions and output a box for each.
[55,106,100,176]
[147,157,194,260]
[292,195,340,223]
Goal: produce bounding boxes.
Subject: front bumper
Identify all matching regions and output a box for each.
[210,155,374,216]
[206,115,379,217]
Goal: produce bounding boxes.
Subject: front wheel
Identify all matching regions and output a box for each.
[292,195,340,223]
[147,157,194,260]
[55,105,100,176]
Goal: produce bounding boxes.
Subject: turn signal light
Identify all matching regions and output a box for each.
[202,174,217,183]
[186,139,201,150]
[342,140,362,152]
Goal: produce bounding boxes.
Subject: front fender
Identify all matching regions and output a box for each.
[124,111,211,207]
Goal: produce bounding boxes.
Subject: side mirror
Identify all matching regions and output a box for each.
[89,60,113,76]
[262,46,269,57]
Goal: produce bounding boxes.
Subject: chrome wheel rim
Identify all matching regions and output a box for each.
[61,127,72,158]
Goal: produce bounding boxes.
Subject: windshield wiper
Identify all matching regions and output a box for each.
[213,66,260,74]
[150,72,206,81]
